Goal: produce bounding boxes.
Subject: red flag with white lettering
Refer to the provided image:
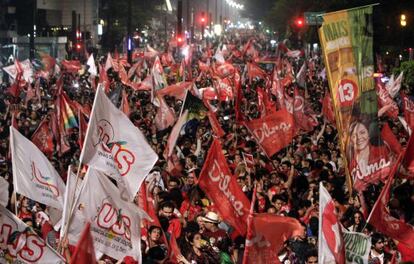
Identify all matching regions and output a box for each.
[245,109,296,157]
[369,155,414,249]
[198,139,250,235]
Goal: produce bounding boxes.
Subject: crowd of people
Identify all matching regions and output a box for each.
[1,30,414,264]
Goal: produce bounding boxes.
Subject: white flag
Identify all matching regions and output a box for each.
[10,127,65,210]
[343,231,371,264]
[0,205,65,264]
[80,87,158,201]
[386,71,403,98]
[318,182,345,264]
[0,177,9,207]
[68,168,144,261]
[60,166,83,239]
[2,59,34,82]
[87,54,98,76]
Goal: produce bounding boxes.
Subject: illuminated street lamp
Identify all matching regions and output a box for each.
[401,14,407,27]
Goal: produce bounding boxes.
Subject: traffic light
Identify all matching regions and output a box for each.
[294,17,305,28]
[200,11,206,40]
[177,35,184,47]
[75,43,82,51]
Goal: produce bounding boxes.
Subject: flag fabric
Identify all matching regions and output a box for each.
[38,52,56,72]
[31,116,55,157]
[80,87,158,202]
[166,110,189,157]
[77,109,88,148]
[322,91,335,123]
[99,65,111,93]
[181,90,208,120]
[68,168,144,261]
[198,139,250,235]
[402,93,414,131]
[207,110,225,138]
[121,89,131,117]
[319,6,386,192]
[247,63,266,82]
[369,155,414,249]
[376,80,399,119]
[381,123,402,155]
[343,231,371,264]
[154,95,176,131]
[242,152,255,169]
[10,127,65,210]
[243,213,303,264]
[87,54,97,76]
[214,63,236,79]
[57,92,78,131]
[61,60,81,73]
[152,56,166,90]
[70,222,97,264]
[3,59,33,83]
[0,205,65,264]
[386,72,403,98]
[318,182,346,264]
[296,62,307,88]
[245,109,296,157]
[403,133,414,178]
[105,52,117,72]
[50,111,71,156]
[0,177,9,207]
[60,166,83,240]
[288,87,318,132]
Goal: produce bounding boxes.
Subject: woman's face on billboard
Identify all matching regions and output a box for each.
[351,123,369,151]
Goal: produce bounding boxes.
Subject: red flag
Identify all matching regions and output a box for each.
[25,81,36,106]
[243,214,303,264]
[247,63,266,82]
[291,87,318,132]
[70,222,97,264]
[235,71,244,123]
[154,95,176,131]
[121,89,131,117]
[61,60,81,73]
[207,110,225,138]
[376,80,399,119]
[98,65,110,93]
[319,183,346,264]
[198,60,210,72]
[31,117,54,156]
[369,155,414,249]
[77,109,88,149]
[198,139,251,235]
[245,109,296,157]
[214,63,236,79]
[322,92,335,123]
[7,60,24,97]
[381,123,402,155]
[157,82,193,100]
[168,233,182,263]
[402,93,414,130]
[242,152,255,169]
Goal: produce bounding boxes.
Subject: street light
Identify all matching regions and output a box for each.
[401,14,407,27]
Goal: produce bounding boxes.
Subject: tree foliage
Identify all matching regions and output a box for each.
[393,61,414,91]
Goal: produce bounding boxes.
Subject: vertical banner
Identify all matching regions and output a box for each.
[343,231,371,264]
[319,5,394,191]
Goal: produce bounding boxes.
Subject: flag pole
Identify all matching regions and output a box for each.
[242,183,257,264]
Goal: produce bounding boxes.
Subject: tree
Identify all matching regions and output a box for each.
[393,60,414,92]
